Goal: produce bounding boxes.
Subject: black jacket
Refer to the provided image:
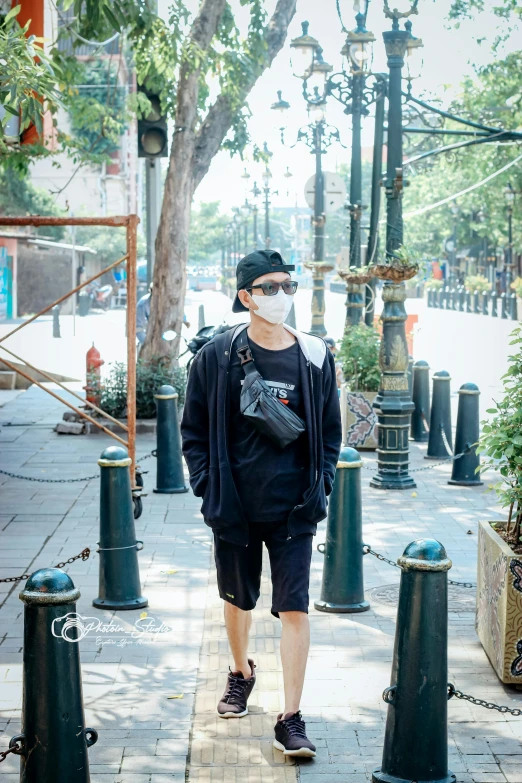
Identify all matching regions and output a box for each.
[180,323,342,546]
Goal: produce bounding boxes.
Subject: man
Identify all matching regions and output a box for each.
[181,250,341,758]
[136,283,190,345]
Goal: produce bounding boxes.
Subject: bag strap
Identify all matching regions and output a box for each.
[236,330,257,376]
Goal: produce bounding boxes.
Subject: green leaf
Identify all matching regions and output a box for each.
[103,4,122,32]
[4,4,21,24]
[3,105,19,117]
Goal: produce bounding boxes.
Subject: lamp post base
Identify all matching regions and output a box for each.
[314,599,370,613]
[369,473,416,491]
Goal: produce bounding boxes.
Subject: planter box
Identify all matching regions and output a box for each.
[340,385,378,450]
[476,519,522,684]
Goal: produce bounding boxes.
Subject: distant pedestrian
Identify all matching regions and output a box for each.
[181,250,341,758]
[136,284,190,345]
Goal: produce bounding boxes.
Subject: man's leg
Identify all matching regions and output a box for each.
[279,611,310,715]
[224,602,253,679]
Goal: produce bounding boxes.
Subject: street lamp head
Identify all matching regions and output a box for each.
[284,166,293,179]
[341,12,375,73]
[241,166,251,181]
[504,182,515,205]
[262,168,272,187]
[306,46,333,92]
[290,20,320,79]
[307,92,327,123]
[270,90,291,113]
[404,20,424,80]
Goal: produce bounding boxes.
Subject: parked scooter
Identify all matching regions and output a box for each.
[87,282,113,310]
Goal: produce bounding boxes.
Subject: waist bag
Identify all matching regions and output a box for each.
[236,332,306,449]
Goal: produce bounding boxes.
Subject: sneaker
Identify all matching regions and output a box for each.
[217,659,256,718]
[273,711,317,758]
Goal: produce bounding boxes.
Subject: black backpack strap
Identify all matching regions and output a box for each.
[236,330,257,376]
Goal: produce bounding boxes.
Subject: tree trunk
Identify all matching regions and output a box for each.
[140,0,297,366]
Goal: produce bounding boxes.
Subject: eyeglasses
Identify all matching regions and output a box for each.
[245,281,299,296]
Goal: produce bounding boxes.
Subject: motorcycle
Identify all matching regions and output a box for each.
[87,282,113,311]
[179,324,231,371]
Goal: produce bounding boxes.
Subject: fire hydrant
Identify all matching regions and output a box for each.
[84,343,104,406]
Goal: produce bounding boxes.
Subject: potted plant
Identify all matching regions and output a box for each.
[337,324,381,449]
[511,277,522,320]
[371,245,419,283]
[475,327,522,683]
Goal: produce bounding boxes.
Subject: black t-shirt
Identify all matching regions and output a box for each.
[228,335,309,523]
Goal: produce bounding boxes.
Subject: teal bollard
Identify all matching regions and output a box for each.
[491,290,498,316]
[372,540,455,783]
[482,291,489,315]
[509,292,518,320]
[448,383,483,486]
[154,385,188,494]
[315,447,369,613]
[426,371,452,460]
[501,292,507,319]
[12,569,98,782]
[93,445,147,610]
[410,360,430,442]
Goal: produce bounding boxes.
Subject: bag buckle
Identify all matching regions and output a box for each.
[237,346,253,365]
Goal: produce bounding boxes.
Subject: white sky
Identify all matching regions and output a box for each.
[160,0,520,214]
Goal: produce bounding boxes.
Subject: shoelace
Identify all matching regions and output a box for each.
[282,713,307,739]
[223,673,250,705]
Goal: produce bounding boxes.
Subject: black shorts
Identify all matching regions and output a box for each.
[213,522,313,618]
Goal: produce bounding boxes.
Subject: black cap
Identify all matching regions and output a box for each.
[232,250,295,313]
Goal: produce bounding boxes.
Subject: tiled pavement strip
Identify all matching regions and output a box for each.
[0,386,522,782]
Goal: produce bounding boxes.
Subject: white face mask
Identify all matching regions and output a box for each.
[249,288,294,325]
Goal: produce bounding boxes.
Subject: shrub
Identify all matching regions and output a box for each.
[465,274,491,294]
[426,279,443,290]
[338,324,381,392]
[511,277,522,298]
[98,359,187,420]
[478,328,522,545]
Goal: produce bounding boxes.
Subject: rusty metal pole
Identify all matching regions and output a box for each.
[126,215,138,487]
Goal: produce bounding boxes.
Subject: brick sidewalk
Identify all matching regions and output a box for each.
[1,386,522,783]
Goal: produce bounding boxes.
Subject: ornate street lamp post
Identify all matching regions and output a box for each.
[369,1,420,492]
[504,183,515,292]
[448,201,459,287]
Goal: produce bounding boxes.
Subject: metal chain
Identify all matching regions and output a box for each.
[448,684,522,716]
[0,743,21,763]
[0,452,154,485]
[361,445,470,475]
[0,547,91,584]
[440,426,454,457]
[363,545,476,588]
[421,412,430,433]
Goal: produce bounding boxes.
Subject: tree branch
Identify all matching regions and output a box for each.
[191,0,297,191]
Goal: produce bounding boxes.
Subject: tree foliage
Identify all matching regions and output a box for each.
[188,202,229,265]
[402,51,522,264]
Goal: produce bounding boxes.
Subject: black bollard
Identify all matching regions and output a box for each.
[12,569,98,782]
[198,304,205,331]
[52,305,60,338]
[154,385,188,494]
[93,445,147,610]
[426,371,453,460]
[473,290,480,314]
[458,287,465,312]
[449,288,456,310]
[437,288,444,309]
[407,355,414,400]
[491,290,498,317]
[410,360,430,442]
[509,292,518,320]
[465,290,472,313]
[372,539,455,783]
[448,383,483,486]
[427,289,433,308]
[482,291,489,316]
[501,292,507,319]
[315,447,369,613]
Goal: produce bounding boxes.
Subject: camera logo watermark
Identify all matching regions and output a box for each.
[51,612,173,644]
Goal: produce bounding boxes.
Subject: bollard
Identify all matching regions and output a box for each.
[410,360,430,442]
[154,385,188,494]
[198,303,205,331]
[11,568,98,782]
[426,371,452,460]
[473,290,480,314]
[501,292,507,319]
[93,445,147,610]
[427,289,433,308]
[437,287,444,309]
[465,290,472,313]
[449,288,456,310]
[509,292,518,320]
[482,291,489,316]
[52,305,60,338]
[372,539,455,783]
[448,383,483,486]
[315,447,369,613]
[491,290,498,317]
[407,355,414,400]
[458,287,465,312]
